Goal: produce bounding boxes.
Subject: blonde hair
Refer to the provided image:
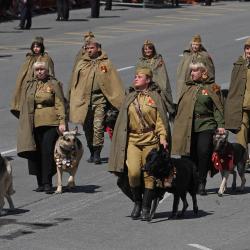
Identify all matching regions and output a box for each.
[189,62,207,71]
[33,61,48,70]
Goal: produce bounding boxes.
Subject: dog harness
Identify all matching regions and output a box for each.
[212,150,234,171]
[54,150,77,170]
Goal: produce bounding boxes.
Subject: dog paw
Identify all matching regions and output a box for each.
[217,192,223,197]
[55,188,63,194]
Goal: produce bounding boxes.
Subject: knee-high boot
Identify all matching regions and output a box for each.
[141,188,155,221]
[130,187,142,220]
[87,145,94,163]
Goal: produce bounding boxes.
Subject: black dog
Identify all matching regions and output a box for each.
[144,146,199,219]
[212,130,247,196]
[105,108,119,130]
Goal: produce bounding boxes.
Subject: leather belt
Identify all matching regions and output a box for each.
[36,104,52,109]
[129,127,155,134]
[194,113,213,119]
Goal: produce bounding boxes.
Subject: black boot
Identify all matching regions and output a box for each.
[93,146,102,164]
[87,145,94,163]
[35,175,44,192]
[130,187,142,220]
[141,188,155,221]
[198,183,207,196]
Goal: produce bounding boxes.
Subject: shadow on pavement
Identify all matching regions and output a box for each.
[66,184,101,193]
[151,209,213,223]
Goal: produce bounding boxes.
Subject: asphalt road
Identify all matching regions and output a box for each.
[1,2,250,250]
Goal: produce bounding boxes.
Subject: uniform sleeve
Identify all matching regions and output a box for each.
[214,106,224,128]
[54,82,66,125]
[155,110,168,141]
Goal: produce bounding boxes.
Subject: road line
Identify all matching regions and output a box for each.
[212,6,246,11]
[235,36,250,41]
[46,39,83,45]
[177,10,223,16]
[127,20,172,26]
[188,244,213,250]
[101,26,149,32]
[65,32,115,38]
[1,148,17,155]
[155,15,200,21]
[159,192,171,204]
[117,66,135,71]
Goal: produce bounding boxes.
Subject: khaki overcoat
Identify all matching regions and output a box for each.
[68,51,125,124]
[17,76,65,160]
[10,52,54,118]
[224,55,248,133]
[172,80,224,156]
[108,83,171,174]
[176,45,215,101]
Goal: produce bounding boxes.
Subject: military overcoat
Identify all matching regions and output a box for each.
[172,80,224,156]
[108,83,171,174]
[10,52,54,118]
[16,76,65,160]
[224,55,248,133]
[68,51,125,124]
[176,44,215,101]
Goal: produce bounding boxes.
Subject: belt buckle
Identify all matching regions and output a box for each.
[37,104,43,109]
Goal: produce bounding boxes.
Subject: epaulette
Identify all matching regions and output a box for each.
[212,83,221,93]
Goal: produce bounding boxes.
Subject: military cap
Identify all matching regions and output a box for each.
[144,40,154,46]
[244,37,250,48]
[83,31,95,42]
[136,67,153,77]
[32,36,44,45]
[191,34,202,44]
[86,37,101,47]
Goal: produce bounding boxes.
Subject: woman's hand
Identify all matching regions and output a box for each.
[217,127,225,134]
[160,138,168,150]
[58,124,66,134]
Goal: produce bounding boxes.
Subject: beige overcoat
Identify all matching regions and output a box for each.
[17,76,65,160]
[68,51,125,124]
[10,52,54,118]
[172,80,224,156]
[224,55,248,133]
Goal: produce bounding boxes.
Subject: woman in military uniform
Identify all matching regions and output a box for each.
[136,40,175,117]
[176,34,215,102]
[172,62,224,195]
[108,67,171,221]
[11,36,55,118]
[16,62,66,194]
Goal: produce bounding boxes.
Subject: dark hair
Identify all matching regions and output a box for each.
[30,42,45,54]
[142,43,156,58]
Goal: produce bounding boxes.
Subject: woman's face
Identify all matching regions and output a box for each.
[245,46,250,60]
[33,44,41,54]
[34,67,47,80]
[144,45,154,58]
[191,42,200,53]
[191,67,203,81]
[133,73,150,90]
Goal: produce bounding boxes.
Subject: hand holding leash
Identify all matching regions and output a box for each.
[58,124,66,134]
[217,127,225,134]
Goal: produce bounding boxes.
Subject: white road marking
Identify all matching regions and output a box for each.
[235,36,250,41]
[117,66,135,71]
[159,192,171,204]
[188,243,213,250]
[1,148,17,155]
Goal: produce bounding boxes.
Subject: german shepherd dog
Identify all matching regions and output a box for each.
[0,154,15,216]
[144,146,199,219]
[54,128,83,194]
[212,130,247,197]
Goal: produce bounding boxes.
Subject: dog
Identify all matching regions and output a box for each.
[212,130,247,197]
[54,128,83,194]
[144,146,199,220]
[0,154,15,216]
[105,107,119,139]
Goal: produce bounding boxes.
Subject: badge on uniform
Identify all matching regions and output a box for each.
[100,65,108,73]
[147,97,155,105]
[201,89,208,95]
